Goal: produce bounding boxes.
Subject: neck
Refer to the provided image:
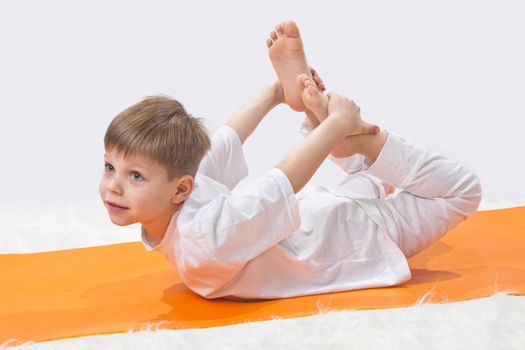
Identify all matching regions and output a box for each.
[142,203,181,243]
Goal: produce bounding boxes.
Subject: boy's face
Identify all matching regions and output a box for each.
[99,150,182,227]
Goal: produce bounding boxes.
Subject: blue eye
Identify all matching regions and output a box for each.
[104,163,114,172]
[131,171,144,181]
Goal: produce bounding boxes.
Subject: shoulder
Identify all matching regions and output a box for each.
[181,172,232,215]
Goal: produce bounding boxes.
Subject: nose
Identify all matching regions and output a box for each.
[106,176,123,195]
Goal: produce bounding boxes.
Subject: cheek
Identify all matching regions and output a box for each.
[99,178,106,199]
[138,187,172,209]
[130,188,159,210]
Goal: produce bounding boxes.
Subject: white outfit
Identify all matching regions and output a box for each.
[141,119,482,300]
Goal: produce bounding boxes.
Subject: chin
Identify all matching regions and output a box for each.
[107,213,136,226]
[109,218,133,226]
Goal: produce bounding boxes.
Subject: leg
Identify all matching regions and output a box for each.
[360,190,477,258]
[338,173,396,199]
[349,131,482,258]
[300,74,380,158]
[296,75,395,195]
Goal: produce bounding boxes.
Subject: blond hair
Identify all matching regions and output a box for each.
[104,95,211,180]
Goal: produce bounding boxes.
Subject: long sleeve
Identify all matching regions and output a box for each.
[197,125,249,191]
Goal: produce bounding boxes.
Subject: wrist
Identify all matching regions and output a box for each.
[320,116,348,142]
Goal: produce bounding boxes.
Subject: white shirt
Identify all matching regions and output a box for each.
[142,120,482,300]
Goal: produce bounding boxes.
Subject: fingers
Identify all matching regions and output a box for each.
[326,92,344,101]
[309,66,326,91]
[314,77,326,92]
[299,68,326,95]
[326,93,361,118]
[298,73,323,98]
[326,92,344,113]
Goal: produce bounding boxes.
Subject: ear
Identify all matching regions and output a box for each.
[171,175,194,204]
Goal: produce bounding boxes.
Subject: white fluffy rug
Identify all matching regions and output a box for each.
[1,198,525,350]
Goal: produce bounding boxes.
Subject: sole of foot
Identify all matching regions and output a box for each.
[267,20,311,112]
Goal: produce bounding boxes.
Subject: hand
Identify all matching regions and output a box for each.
[327,93,380,137]
[275,66,325,106]
[309,67,326,92]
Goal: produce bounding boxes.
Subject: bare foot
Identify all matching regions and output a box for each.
[299,74,329,120]
[299,74,381,158]
[299,74,353,158]
[267,20,310,112]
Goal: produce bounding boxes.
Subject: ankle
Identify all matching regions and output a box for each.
[331,136,359,158]
[354,130,389,165]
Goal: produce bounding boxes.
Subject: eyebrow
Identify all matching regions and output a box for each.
[104,154,150,171]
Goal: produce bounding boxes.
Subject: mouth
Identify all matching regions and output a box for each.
[106,201,129,210]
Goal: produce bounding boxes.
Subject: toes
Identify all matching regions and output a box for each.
[297,73,310,87]
[270,31,278,41]
[307,84,318,95]
[311,70,326,91]
[282,20,300,38]
[275,24,284,36]
[301,88,311,103]
[304,76,316,87]
[305,82,319,97]
[266,38,273,48]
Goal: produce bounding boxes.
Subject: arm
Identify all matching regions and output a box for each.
[225,82,283,145]
[299,115,374,174]
[277,94,388,194]
[179,167,301,298]
[302,105,394,197]
[197,82,283,190]
[303,105,387,170]
[276,117,346,194]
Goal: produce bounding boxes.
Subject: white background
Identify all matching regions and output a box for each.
[0,4,524,348]
[1,0,524,204]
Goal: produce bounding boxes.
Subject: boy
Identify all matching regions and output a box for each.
[100,21,482,300]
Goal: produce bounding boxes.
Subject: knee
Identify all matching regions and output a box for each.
[467,174,483,210]
[457,172,483,217]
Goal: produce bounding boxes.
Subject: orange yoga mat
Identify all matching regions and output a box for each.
[1,206,524,346]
